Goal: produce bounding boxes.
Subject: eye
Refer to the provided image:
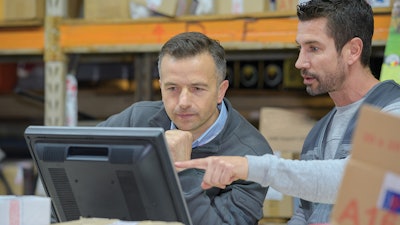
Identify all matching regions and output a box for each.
[165,86,176,91]
[310,46,319,52]
[192,87,203,92]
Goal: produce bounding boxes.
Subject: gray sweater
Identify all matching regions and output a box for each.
[247,80,400,224]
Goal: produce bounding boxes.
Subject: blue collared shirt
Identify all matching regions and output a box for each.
[170,100,228,148]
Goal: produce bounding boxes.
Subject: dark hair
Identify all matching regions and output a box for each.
[297,0,374,66]
[158,32,227,83]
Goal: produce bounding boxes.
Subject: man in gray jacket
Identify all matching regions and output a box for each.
[97,32,273,225]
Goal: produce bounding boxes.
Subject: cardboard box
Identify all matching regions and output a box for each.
[216,0,270,15]
[368,0,393,7]
[131,0,182,17]
[330,105,400,224]
[0,0,44,21]
[275,0,297,12]
[0,160,35,195]
[66,0,83,18]
[259,107,315,153]
[0,196,51,225]
[84,0,131,19]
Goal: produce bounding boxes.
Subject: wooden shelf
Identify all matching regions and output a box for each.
[0,10,392,55]
[59,13,391,53]
[0,26,44,55]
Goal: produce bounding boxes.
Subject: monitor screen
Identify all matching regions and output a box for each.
[24,126,192,225]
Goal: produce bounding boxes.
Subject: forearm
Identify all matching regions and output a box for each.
[246,154,349,204]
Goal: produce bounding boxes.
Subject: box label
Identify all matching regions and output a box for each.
[378,172,400,214]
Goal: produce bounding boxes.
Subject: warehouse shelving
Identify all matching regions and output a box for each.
[0,6,393,126]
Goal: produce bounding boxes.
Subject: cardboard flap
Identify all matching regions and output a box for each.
[351,105,400,174]
[331,105,400,225]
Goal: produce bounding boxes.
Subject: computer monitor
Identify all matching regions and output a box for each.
[24,126,193,225]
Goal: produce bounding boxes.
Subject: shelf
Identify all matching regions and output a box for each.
[59,13,391,53]
[0,11,393,55]
[0,26,44,55]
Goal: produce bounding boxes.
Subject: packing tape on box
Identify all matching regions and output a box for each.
[0,195,51,225]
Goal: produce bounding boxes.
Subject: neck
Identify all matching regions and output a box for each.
[329,68,379,107]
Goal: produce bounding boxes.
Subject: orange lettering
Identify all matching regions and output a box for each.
[363,132,375,144]
[185,22,206,33]
[338,199,360,225]
[381,212,398,225]
[242,19,256,41]
[152,24,165,43]
[388,140,400,153]
[366,207,378,225]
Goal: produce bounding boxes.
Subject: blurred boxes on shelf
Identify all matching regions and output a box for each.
[84,0,194,19]
[259,107,314,220]
[367,0,393,7]
[215,0,271,15]
[0,160,36,195]
[275,0,298,12]
[132,0,194,17]
[0,0,44,21]
[262,151,298,220]
[330,105,400,224]
[259,107,315,153]
[84,0,131,19]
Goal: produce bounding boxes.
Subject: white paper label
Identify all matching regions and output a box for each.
[377,172,400,214]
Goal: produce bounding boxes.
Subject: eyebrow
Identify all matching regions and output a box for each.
[162,81,209,87]
[296,40,320,45]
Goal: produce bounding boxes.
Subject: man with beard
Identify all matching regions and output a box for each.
[175,0,400,224]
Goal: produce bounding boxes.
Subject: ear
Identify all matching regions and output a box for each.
[217,80,229,104]
[346,37,363,65]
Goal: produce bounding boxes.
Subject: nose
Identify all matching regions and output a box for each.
[295,50,310,70]
[178,89,191,108]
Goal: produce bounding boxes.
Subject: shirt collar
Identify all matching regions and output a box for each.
[170,100,228,148]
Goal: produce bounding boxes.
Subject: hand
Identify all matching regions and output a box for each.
[165,130,193,171]
[175,156,248,189]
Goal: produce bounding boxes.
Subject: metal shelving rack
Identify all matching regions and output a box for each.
[0,0,393,126]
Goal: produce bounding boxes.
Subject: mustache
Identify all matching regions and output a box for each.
[301,69,317,78]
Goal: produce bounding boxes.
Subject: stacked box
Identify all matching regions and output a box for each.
[84,0,131,19]
[0,0,44,21]
[216,0,271,15]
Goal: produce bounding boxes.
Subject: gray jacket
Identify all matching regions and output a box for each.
[289,80,400,224]
[98,98,273,225]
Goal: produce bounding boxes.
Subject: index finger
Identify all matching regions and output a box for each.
[174,158,209,170]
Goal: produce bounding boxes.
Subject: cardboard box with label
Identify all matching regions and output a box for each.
[275,0,297,12]
[131,0,193,17]
[330,105,400,224]
[216,0,270,15]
